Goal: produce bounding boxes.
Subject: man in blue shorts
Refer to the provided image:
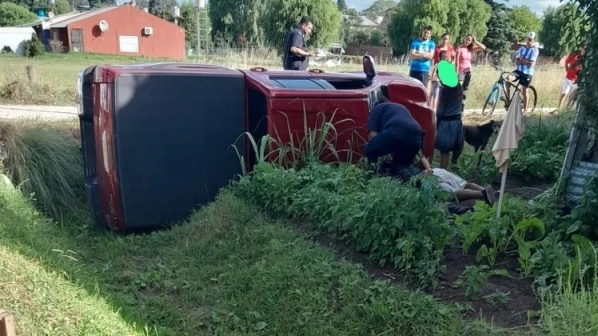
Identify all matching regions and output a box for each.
[510,31,539,113]
[408,26,436,88]
[365,97,424,180]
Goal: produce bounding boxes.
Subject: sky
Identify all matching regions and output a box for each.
[346,0,563,15]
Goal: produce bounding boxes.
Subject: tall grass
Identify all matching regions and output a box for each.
[0,119,85,219]
[539,253,598,335]
[231,108,364,174]
[0,51,566,108]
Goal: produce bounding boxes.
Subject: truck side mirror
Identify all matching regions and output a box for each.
[363,55,377,86]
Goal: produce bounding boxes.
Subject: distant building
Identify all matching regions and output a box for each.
[343,15,380,30]
[21,4,185,60]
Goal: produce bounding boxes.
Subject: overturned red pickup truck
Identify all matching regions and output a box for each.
[78,56,435,232]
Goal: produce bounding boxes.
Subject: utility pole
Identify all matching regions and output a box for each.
[196,0,205,58]
[173,6,180,26]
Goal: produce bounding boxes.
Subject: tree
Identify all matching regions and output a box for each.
[361,0,397,20]
[260,0,341,50]
[568,0,598,138]
[340,8,361,46]
[336,0,346,12]
[179,2,211,51]
[0,2,38,27]
[388,0,449,55]
[510,5,543,41]
[209,0,263,46]
[148,0,177,21]
[540,3,589,58]
[387,0,490,56]
[482,0,514,56]
[32,0,70,15]
[457,0,492,42]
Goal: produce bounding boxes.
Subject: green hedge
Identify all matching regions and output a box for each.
[235,162,454,289]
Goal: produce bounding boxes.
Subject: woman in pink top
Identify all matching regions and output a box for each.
[455,34,486,111]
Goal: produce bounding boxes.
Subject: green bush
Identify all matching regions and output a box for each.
[23,33,44,58]
[235,161,454,289]
[510,115,571,183]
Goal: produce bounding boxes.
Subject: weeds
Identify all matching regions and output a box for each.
[510,114,572,183]
[0,119,85,219]
[539,257,598,335]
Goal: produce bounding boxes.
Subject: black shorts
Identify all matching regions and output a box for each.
[514,70,533,87]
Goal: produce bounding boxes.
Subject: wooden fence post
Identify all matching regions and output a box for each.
[26,65,35,83]
[0,309,16,336]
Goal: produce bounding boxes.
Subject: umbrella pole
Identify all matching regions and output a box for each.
[496,165,509,218]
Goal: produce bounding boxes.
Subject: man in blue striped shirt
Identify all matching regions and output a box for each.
[511,31,539,113]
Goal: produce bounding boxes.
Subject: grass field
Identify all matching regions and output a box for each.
[0,119,508,335]
[0,114,595,335]
[0,50,565,109]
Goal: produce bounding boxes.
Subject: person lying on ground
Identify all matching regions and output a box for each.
[365,97,425,178]
[406,156,496,206]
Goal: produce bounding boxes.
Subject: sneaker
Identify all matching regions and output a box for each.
[482,186,496,206]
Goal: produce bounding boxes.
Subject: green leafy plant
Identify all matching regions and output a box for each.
[483,290,511,308]
[453,265,509,300]
[510,115,571,183]
[235,154,454,289]
[455,195,547,277]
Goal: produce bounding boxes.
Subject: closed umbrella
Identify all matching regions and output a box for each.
[492,93,526,217]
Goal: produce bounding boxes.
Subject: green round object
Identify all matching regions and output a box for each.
[437,60,458,88]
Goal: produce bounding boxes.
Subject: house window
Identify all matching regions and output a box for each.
[118,35,139,53]
[52,31,58,40]
[70,29,83,52]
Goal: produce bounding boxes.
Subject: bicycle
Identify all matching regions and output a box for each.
[481,64,538,116]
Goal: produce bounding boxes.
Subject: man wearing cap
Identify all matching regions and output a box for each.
[511,32,539,113]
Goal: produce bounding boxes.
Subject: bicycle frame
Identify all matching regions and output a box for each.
[490,65,524,105]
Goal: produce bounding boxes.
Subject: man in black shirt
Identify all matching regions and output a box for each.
[365,97,425,179]
[282,16,315,70]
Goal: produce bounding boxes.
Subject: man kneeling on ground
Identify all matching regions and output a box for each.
[364,97,424,177]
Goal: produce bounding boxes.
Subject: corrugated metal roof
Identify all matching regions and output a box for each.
[19,11,84,27]
[51,6,118,28]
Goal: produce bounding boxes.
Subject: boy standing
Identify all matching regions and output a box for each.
[408,26,436,88]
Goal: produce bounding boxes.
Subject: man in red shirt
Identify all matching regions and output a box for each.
[558,46,585,110]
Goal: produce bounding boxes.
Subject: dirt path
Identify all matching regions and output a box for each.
[0,105,77,120]
[0,104,556,121]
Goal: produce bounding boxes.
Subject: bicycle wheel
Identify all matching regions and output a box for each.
[527,85,538,112]
[482,85,500,116]
[518,86,538,113]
